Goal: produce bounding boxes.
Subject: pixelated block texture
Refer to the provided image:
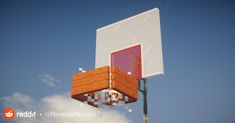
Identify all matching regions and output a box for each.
[111,45,142,80]
[111,67,138,103]
[72,66,110,95]
[71,66,138,107]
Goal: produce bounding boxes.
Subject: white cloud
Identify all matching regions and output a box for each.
[2,92,35,108]
[38,74,60,87]
[2,92,132,123]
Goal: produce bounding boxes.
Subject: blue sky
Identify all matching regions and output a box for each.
[1,0,235,123]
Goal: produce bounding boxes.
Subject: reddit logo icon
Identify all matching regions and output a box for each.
[3,107,15,120]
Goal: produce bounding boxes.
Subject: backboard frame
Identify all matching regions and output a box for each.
[96,8,164,79]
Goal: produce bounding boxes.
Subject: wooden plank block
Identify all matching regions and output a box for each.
[72,72,109,87]
[112,80,138,99]
[73,71,109,83]
[71,66,110,95]
[112,80,137,97]
[72,80,109,95]
[111,74,137,89]
[71,94,87,102]
[73,66,109,80]
[111,66,136,82]
[111,78,137,92]
[71,65,138,105]
[111,66,137,82]
[72,81,108,95]
[111,73,136,84]
[112,81,138,100]
[110,66,138,100]
[73,71,108,81]
[72,78,108,88]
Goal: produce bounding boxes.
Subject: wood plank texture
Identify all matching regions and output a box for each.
[71,66,109,96]
[71,66,138,105]
[111,66,138,101]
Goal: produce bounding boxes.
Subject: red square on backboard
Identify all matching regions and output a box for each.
[111,45,142,80]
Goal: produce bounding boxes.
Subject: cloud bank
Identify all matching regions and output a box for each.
[2,92,132,123]
[38,74,60,87]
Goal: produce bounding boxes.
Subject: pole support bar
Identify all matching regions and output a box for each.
[138,79,148,123]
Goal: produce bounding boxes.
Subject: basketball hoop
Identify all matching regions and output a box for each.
[72,8,164,123]
[71,66,138,108]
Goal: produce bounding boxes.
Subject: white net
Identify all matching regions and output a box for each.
[83,89,128,109]
[77,66,133,112]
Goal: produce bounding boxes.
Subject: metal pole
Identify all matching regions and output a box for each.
[143,79,148,123]
[138,79,149,123]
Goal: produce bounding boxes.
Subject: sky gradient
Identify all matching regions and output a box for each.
[1,0,235,123]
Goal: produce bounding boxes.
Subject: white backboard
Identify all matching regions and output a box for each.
[96,8,164,78]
